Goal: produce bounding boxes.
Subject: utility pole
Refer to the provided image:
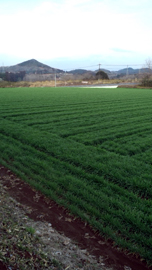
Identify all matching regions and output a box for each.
[99,63,101,71]
[65,70,66,86]
[126,65,128,77]
[2,62,4,73]
[55,70,56,87]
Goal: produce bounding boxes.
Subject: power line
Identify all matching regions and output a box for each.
[103,64,143,66]
[62,63,144,72]
[63,64,98,72]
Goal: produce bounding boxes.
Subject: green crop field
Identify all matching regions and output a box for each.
[0,87,152,264]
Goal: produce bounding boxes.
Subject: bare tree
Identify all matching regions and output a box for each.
[141,58,152,87]
[145,58,152,74]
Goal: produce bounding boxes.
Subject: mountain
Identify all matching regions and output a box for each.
[18,59,50,68]
[117,67,136,74]
[2,59,64,74]
[116,67,152,76]
[1,59,151,77]
[68,68,111,75]
[68,69,92,75]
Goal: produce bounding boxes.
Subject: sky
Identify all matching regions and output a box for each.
[0,0,152,71]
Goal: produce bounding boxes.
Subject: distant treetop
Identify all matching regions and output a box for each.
[95,70,109,80]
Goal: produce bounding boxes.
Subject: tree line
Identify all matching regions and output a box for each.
[0,71,25,82]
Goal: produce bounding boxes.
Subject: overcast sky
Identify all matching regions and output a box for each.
[0,0,152,71]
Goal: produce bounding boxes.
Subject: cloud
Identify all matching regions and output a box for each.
[0,0,152,68]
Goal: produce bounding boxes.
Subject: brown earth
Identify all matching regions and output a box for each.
[0,164,151,270]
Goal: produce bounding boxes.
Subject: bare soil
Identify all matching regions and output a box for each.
[0,164,151,270]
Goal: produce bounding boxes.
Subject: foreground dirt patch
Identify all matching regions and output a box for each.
[0,165,151,270]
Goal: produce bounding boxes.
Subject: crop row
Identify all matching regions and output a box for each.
[1,119,152,198]
[0,131,152,260]
[2,101,152,123]
[1,87,152,264]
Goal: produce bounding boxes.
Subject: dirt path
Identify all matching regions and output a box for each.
[0,165,151,270]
